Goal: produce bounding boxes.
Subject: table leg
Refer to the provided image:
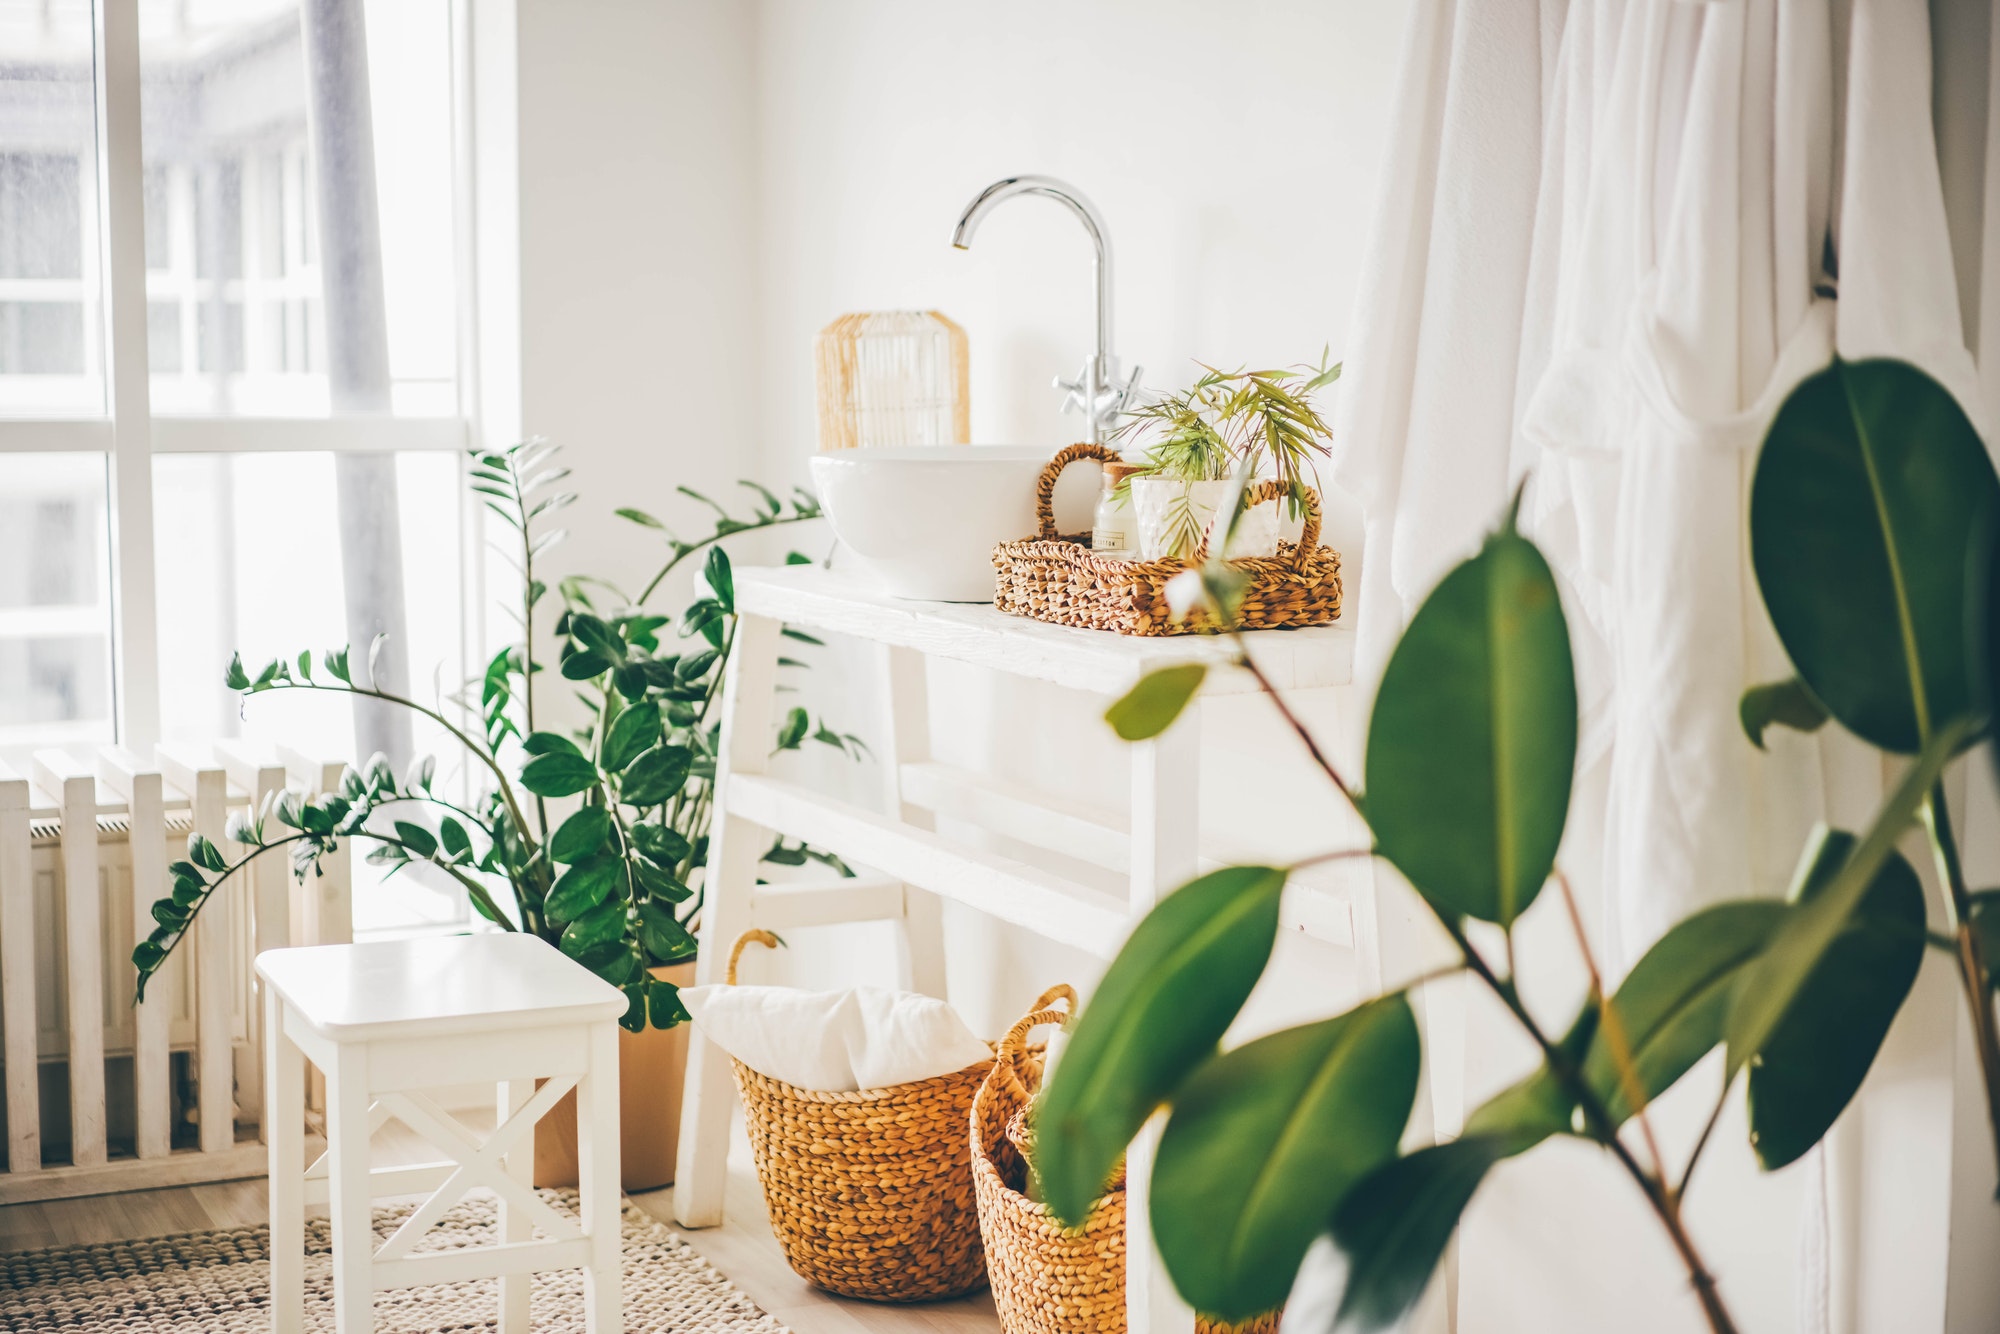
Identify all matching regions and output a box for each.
[497,1079,533,1332]
[1127,700,1201,1334]
[878,644,946,998]
[579,1023,624,1333]
[265,990,305,1334]
[326,1046,374,1334]
[674,614,780,1228]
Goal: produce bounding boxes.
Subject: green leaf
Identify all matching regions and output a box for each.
[632,823,692,869]
[603,701,662,773]
[132,940,164,972]
[521,730,584,758]
[392,821,437,859]
[775,707,809,750]
[224,653,250,690]
[550,807,612,864]
[546,856,622,924]
[1584,900,1786,1124]
[188,833,227,873]
[1740,676,1830,750]
[648,975,691,1028]
[1105,664,1207,741]
[1972,891,2000,983]
[1751,358,2000,753]
[703,546,735,614]
[1036,865,1288,1226]
[322,646,351,683]
[519,751,599,798]
[619,983,647,1033]
[569,612,626,664]
[1364,523,1576,926]
[616,507,665,528]
[1150,995,1419,1319]
[152,900,187,929]
[613,663,649,702]
[1747,831,1925,1169]
[638,901,696,962]
[1727,721,1967,1074]
[437,817,472,860]
[634,860,692,903]
[620,745,692,807]
[1329,1137,1510,1332]
[562,649,612,680]
[562,901,628,957]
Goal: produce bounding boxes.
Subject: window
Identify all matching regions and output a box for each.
[0,0,478,932]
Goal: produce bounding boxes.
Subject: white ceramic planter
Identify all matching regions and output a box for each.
[1129,476,1280,562]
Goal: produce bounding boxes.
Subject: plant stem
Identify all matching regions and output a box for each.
[635,512,821,607]
[1552,869,1671,1185]
[1676,1077,1733,1200]
[1229,638,1359,807]
[1922,783,2000,1192]
[509,450,551,846]
[257,681,539,859]
[1435,912,1739,1334]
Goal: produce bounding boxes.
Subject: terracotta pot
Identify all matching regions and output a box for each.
[534,960,694,1192]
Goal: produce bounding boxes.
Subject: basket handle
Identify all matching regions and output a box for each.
[986,984,1078,1105]
[1191,478,1322,565]
[1035,444,1124,538]
[725,929,780,985]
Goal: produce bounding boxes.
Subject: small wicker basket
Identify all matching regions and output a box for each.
[971,995,1279,1334]
[722,930,1066,1302]
[992,443,1343,637]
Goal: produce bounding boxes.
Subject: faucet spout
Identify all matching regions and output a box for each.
[952,175,1137,444]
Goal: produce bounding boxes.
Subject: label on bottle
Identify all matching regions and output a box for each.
[1092,527,1132,557]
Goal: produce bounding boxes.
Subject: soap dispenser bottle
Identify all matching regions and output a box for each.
[1091,462,1142,560]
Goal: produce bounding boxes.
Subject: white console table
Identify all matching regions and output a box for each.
[672,565,1374,1332]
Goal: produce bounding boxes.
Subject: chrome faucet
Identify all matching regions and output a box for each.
[952,175,1143,445]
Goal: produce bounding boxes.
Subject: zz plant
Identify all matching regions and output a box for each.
[132,438,857,1033]
[1039,356,2000,1333]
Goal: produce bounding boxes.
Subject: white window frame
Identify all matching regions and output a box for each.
[0,0,485,756]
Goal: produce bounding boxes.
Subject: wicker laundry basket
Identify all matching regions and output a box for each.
[972,994,1279,1334]
[722,930,1068,1302]
[992,443,1343,636]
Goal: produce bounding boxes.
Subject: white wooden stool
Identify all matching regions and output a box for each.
[258,934,629,1334]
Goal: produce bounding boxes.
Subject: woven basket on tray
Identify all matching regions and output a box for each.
[723,929,1067,1302]
[992,442,1343,636]
[972,995,1279,1334]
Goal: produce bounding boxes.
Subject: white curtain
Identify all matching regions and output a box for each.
[1327,0,2000,1329]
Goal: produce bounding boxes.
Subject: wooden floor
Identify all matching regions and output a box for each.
[0,1115,999,1334]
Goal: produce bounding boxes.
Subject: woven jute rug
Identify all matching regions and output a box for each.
[0,1190,791,1333]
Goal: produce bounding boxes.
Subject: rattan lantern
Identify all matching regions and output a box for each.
[814,310,970,450]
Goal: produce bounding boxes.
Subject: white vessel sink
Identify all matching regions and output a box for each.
[810,446,1101,602]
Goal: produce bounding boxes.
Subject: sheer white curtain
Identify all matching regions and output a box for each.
[1323,0,2000,1329]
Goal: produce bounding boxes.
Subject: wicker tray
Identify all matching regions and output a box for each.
[992,443,1342,636]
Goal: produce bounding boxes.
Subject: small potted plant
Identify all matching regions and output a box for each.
[1116,355,1341,561]
[131,438,862,1190]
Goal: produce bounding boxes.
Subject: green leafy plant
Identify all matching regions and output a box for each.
[1114,353,1341,557]
[132,439,856,1032]
[1036,357,2000,1333]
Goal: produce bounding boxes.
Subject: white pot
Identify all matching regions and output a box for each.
[1129,477,1280,563]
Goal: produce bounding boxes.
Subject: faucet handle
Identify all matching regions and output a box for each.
[1054,364,1090,419]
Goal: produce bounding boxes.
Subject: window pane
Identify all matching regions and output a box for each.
[155,449,468,932]
[0,454,115,769]
[139,0,456,417]
[0,1,104,417]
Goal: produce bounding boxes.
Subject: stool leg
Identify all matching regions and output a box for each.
[497,1079,533,1333]
[265,990,305,1334]
[578,1022,623,1333]
[326,1046,374,1334]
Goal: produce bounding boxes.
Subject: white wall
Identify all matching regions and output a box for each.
[746,0,1403,1041]
[478,0,764,701]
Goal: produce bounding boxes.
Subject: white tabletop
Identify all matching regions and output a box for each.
[256,934,627,1041]
[735,564,1354,697]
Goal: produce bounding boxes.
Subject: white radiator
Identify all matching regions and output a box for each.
[0,741,353,1204]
